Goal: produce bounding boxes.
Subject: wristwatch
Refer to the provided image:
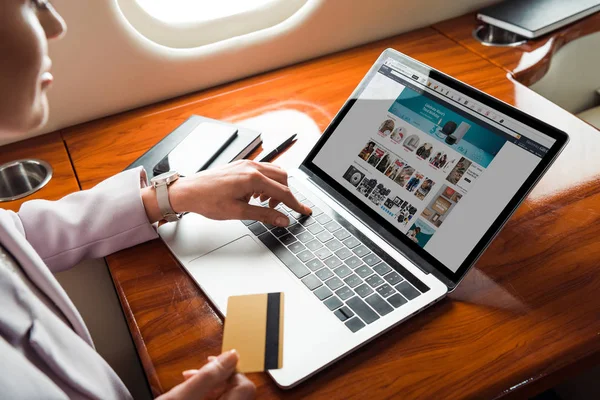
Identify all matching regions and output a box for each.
[150,171,182,222]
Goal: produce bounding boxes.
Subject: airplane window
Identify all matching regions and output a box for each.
[135,0,274,24]
[119,0,309,48]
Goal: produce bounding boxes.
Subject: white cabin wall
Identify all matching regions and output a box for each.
[3,0,499,146]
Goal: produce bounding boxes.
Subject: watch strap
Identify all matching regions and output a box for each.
[156,182,180,222]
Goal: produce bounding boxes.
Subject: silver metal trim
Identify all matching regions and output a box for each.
[0,159,53,202]
[472,24,528,47]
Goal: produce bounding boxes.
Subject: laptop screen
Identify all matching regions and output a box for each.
[303,53,565,284]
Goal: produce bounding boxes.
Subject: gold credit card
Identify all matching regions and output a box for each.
[222,293,284,373]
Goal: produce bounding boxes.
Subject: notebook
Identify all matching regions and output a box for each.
[477,0,600,39]
[126,115,262,178]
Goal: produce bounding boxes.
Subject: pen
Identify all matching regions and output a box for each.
[258,133,297,162]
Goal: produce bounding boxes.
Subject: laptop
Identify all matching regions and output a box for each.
[158,48,569,388]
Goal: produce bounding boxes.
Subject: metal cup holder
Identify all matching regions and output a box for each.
[0,159,53,202]
[473,24,528,47]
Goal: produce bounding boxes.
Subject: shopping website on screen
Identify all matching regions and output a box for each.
[313,61,554,272]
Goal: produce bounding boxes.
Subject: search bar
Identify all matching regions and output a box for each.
[391,68,421,82]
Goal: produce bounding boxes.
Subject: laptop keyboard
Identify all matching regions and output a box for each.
[242,185,430,333]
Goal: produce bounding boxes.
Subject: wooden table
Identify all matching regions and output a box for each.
[4,15,600,400]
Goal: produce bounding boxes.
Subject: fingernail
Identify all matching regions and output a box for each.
[182,369,199,375]
[216,349,239,370]
[207,356,216,362]
[275,216,288,227]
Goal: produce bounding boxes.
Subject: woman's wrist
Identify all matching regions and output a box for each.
[141,179,189,224]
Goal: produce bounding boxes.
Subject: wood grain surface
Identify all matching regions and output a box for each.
[434,12,600,86]
[59,27,600,399]
[0,132,80,212]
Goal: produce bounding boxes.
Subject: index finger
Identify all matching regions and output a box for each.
[250,174,311,216]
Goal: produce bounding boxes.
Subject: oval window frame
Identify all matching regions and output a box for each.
[117,0,310,49]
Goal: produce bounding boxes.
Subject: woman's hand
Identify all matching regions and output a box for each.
[142,160,312,226]
[157,350,255,400]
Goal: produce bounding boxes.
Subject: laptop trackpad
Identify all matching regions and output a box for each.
[185,235,297,315]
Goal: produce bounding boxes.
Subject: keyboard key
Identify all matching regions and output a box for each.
[323,296,344,311]
[324,296,343,311]
[314,286,332,300]
[311,207,324,216]
[365,294,394,316]
[297,250,314,262]
[353,245,371,257]
[338,305,354,319]
[355,283,374,298]
[335,286,354,301]
[297,216,316,227]
[307,224,325,235]
[248,222,267,236]
[325,239,343,251]
[363,254,381,266]
[301,274,322,290]
[395,281,421,300]
[287,216,297,227]
[293,192,306,202]
[325,256,343,269]
[386,259,430,294]
[263,222,277,230]
[279,233,297,246]
[342,236,361,249]
[344,256,363,269]
[272,227,288,237]
[355,265,374,278]
[373,262,392,276]
[376,284,396,298]
[302,200,315,208]
[257,232,310,278]
[288,223,306,235]
[343,274,362,288]
[334,306,352,321]
[296,231,314,243]
[289,211,304,220]
[316,231,334,243]
[387,293,407,308]
[324,221,341,232]
[346,296,379,324]
[288,242,306,254]
[315,214,332,225]
[241,220,255,226]
[289,186,298,194]
[384,271,403,285]
[316,268,334,281]
[334,247,353,260]
[305,258,324,271]
[325,277,344,290]
[306,239,323,251]
[333,265,352,278]
[314,247,333,260]
[365,275,384,288]
[333,229,351,241]
[344,317,365,332]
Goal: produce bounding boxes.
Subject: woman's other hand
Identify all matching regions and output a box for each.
[157,350,255,400]
[143,160,312,226]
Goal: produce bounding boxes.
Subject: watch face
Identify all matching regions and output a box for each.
[151,170,179,183]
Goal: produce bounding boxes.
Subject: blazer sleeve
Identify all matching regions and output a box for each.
[16,167,158,272]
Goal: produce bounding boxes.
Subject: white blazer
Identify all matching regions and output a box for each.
[0,167,158,399]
